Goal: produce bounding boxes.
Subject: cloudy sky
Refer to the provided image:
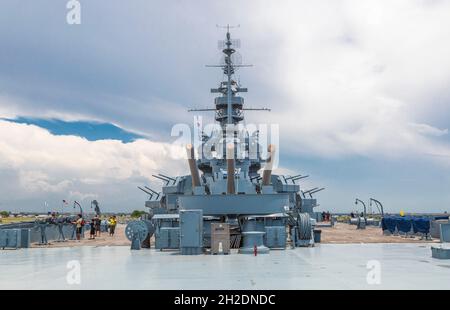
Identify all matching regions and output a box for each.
[1,0,449,213]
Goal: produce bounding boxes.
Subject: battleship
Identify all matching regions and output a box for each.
[1,29,450,291]
[129,27,322,254]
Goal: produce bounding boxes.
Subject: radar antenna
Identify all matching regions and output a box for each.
[189,26,269,123]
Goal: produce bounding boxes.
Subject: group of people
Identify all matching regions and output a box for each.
[72,214,118,241]
[89,215,118,239]
[321,211,331,222]
[88,215,102,240]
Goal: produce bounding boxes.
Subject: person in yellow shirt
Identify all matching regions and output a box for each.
[109,215,117,236]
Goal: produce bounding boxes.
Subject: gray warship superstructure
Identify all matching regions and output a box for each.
[132,28,325,254]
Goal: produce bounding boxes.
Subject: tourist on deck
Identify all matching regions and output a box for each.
[94,215,101,236]
[89,218,96,240]
[109,215,117,236]
[74,214,84,241]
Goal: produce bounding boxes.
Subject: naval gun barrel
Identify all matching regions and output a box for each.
[310,187,325,194]
[144,186,158,195]
[309,187,325,197]
[186,144,201,188]
[285,174,302,180]
[158,174,176,183]
[137,186,153,198]
[226,143,235,194]
[303,187,319,195]
[152,175,170,185]
[144,186,160,200]
[262,144,276,186]
[293,175,309,181]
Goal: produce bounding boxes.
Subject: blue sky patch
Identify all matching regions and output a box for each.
[3,117,143,143]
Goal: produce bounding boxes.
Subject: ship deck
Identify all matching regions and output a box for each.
[1,243,449,290]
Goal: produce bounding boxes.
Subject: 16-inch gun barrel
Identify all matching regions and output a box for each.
[226,143,236,194]
[262,144,276,186]
[186,144,201,188]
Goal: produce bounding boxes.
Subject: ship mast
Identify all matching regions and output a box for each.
[192,26,269,124]
[224,26,234,125]
[189,26,270,159]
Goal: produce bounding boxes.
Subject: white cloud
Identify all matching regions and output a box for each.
[19,170,72,193]
[0,120,185,180]
[410,123,448,137]
[0,120,187,211]
[68,191,98,203]
[242,0,450,163]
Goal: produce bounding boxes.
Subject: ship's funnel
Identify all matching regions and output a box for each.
[186,144,201,188]
[262,144,276,186]
[226,143,236,194]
